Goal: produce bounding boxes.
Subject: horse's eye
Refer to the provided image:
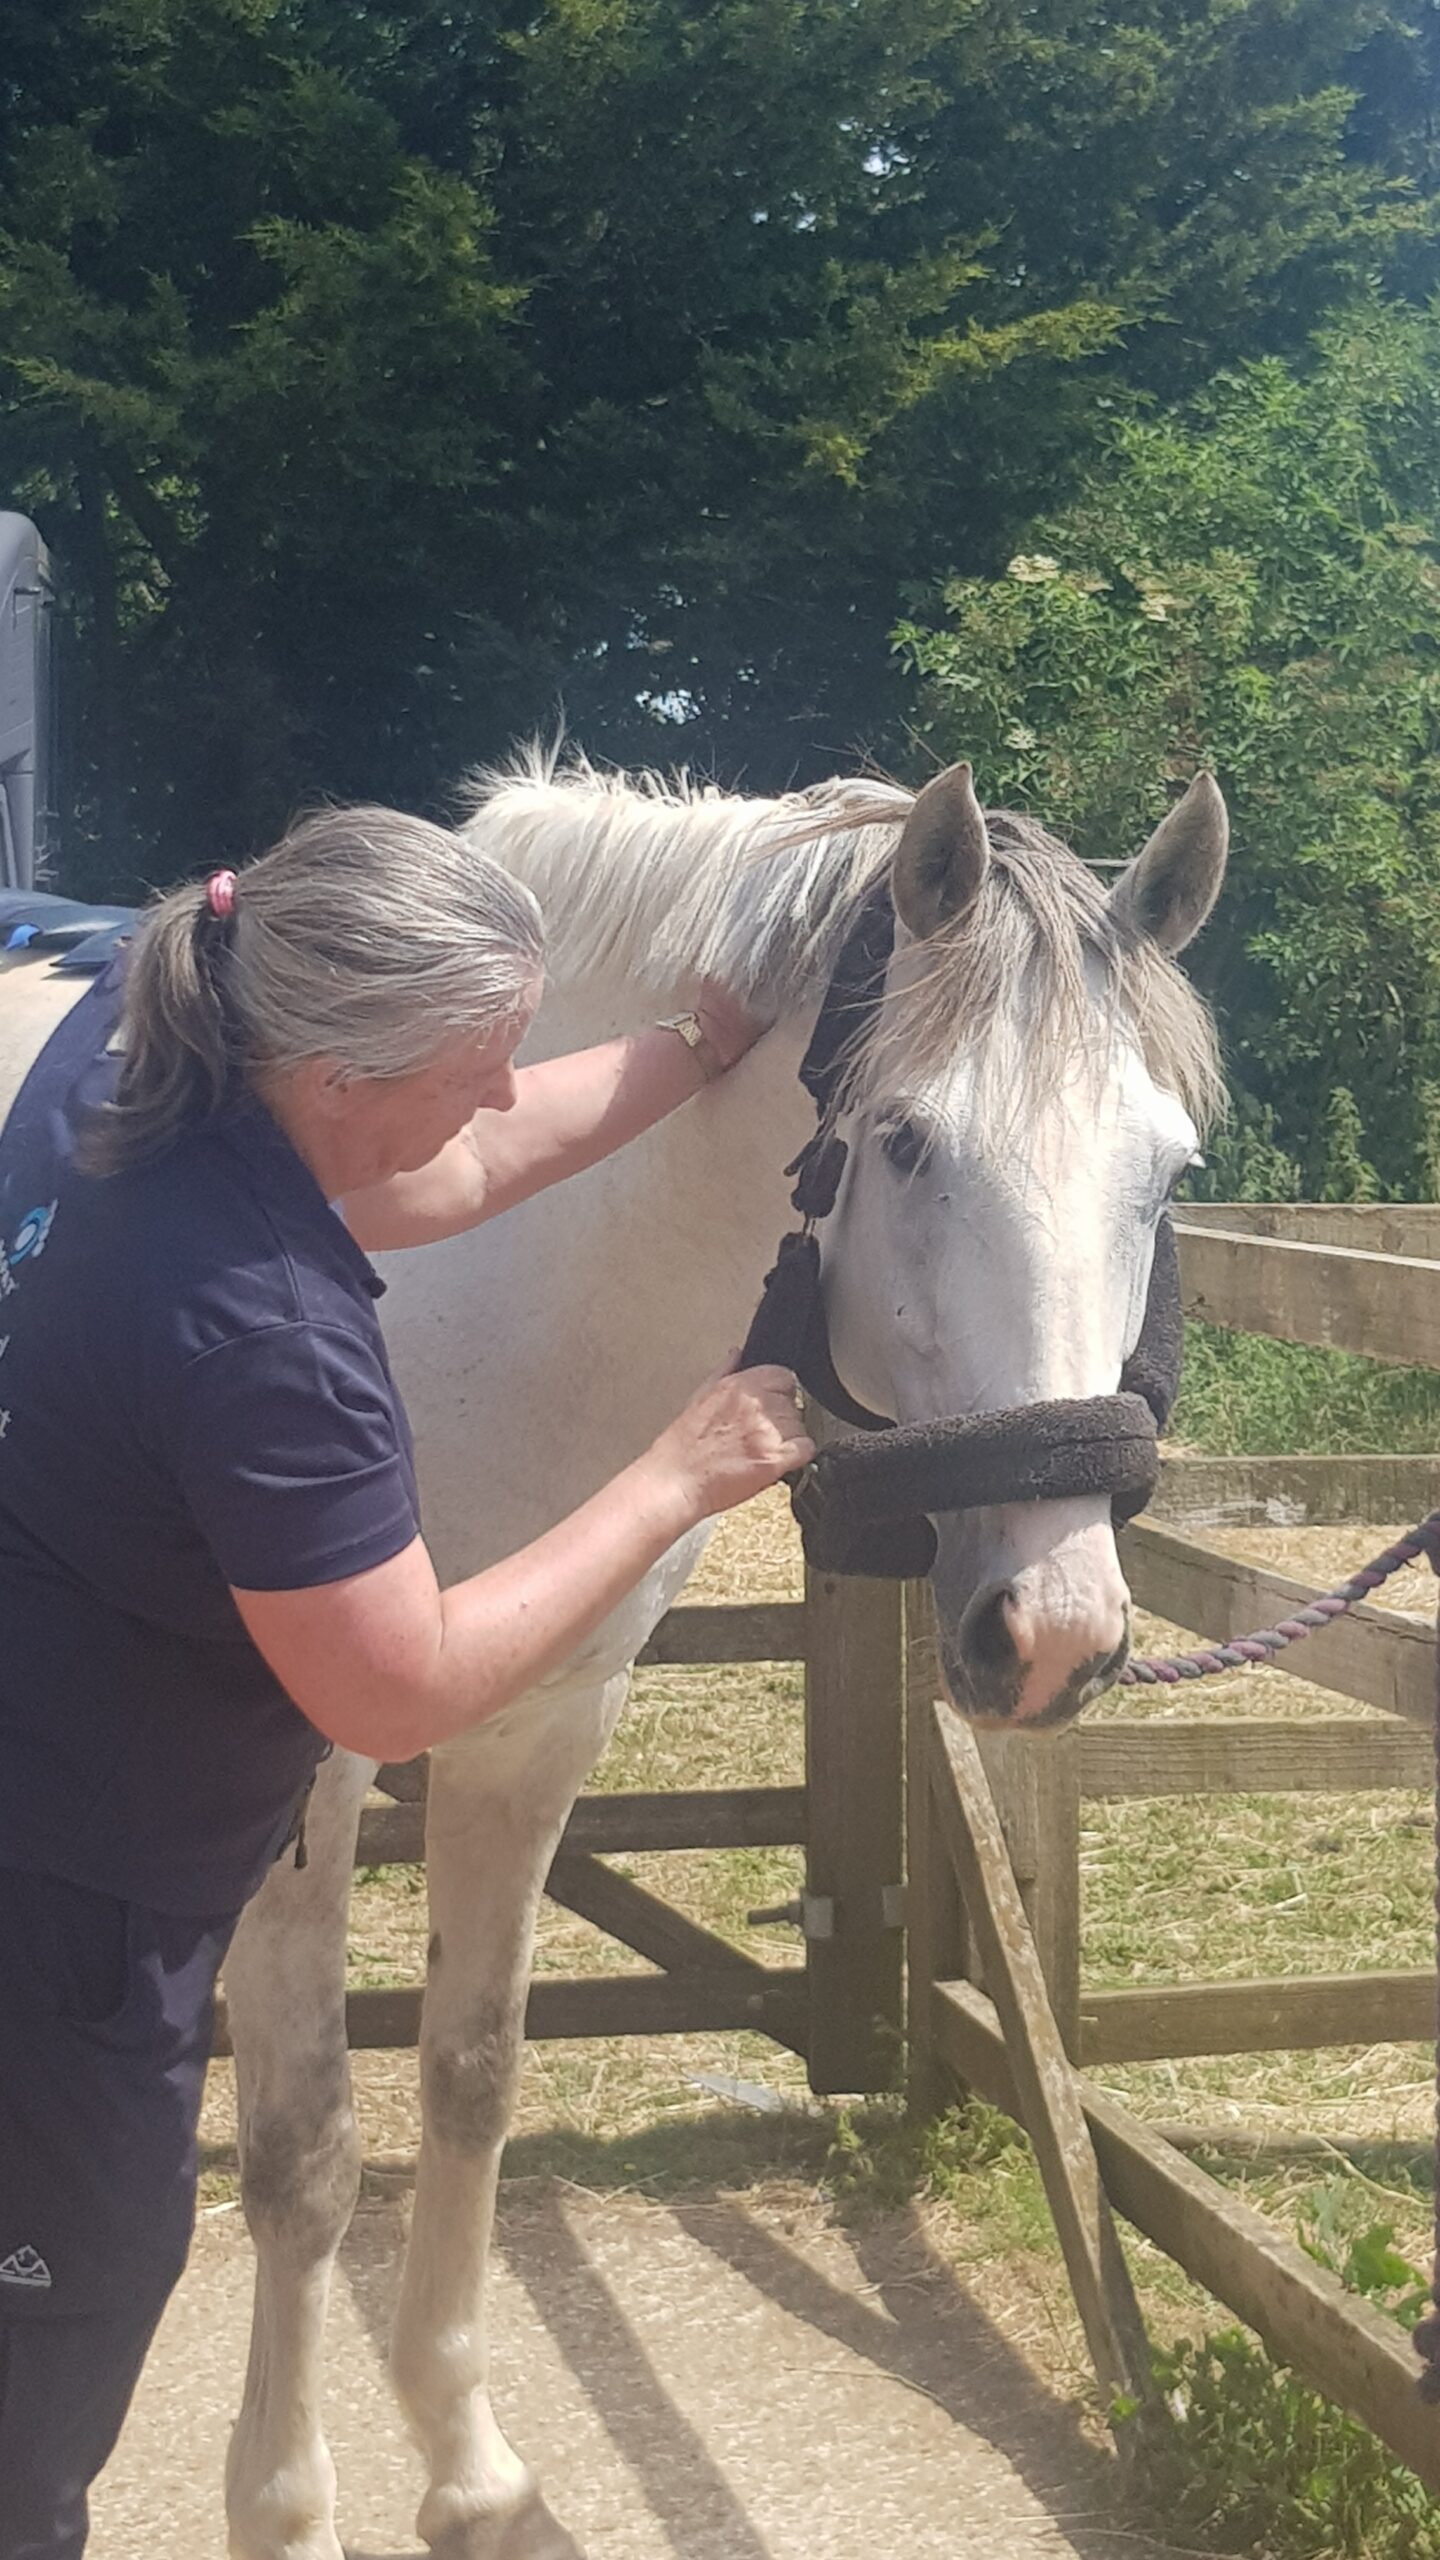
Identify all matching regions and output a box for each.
[880,1117,930,1176]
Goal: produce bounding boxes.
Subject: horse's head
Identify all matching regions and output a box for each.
[819,762,1226,1726]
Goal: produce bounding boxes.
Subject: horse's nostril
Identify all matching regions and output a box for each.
[998,1586,1039,1668]
[960,1581,1021,1677]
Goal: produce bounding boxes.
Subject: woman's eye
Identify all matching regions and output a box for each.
[880,1118,930,1176]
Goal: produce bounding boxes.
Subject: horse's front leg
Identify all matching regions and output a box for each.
[224,1747,376,2560]
[392,1678,624,2559]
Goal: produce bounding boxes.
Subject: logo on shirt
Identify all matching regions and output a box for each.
[0,1203,55,1304]
[9,1202,55,1265]
[0,2244,52,2289]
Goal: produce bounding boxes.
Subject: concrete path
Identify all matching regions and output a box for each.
[89,2182,1192,2560]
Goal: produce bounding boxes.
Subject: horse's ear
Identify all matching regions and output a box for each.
[1108,772,1228,953]
[891,762,991,941]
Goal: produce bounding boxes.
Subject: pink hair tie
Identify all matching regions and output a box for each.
[206,869,237,920]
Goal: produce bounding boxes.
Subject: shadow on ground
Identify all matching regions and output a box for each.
[331,2106,1187,2560]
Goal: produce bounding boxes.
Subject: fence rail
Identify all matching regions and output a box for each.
[1180,1201,1440,1260]
[214,1967,810,2058]
[1080,1972,1435,2064]
[1175,1220,1440,1368]
[1144,1451,1440,1529]
[357,1780,808,1869]
[1078,1715,1432,1797]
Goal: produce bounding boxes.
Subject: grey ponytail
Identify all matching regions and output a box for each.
[80,806,546,1174]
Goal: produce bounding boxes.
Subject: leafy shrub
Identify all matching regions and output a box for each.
[898,298,1440,1195]
[1144,2196,1439,2560]
[1170,1323,1440,1456]
[1148,2325,1440,2559]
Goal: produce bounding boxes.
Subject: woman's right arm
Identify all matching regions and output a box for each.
[228,1367,812,1761]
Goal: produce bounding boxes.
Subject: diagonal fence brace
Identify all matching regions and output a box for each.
[927,1697,1159,2450]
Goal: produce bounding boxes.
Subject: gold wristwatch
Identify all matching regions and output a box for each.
[657,1011,724,1081]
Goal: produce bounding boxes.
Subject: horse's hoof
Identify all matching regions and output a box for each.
[426,2492,585,2560]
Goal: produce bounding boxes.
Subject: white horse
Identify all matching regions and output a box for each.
[0,756,1225,2557]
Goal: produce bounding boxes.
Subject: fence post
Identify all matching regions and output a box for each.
[803,1565,905,2094]
[904,1582,968,2116]
[976,1726,1082,2057]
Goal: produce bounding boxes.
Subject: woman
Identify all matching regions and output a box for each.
[0,804,811,2559]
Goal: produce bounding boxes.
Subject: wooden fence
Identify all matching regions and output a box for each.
[908,1201,1440,2486]
[235,1203,1440,2485]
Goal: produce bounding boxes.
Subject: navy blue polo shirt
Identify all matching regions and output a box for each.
[0,968,421,1914]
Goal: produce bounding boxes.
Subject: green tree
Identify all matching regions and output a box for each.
[1,0,531,883]
[1,0,1435,884]
[897,296,1440,1194]
[409,0,1438,776]
[1347,0,1440,209]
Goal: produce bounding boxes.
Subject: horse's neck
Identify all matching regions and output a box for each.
[379,981,818,1584]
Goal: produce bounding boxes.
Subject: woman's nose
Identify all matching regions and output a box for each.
[480,1065,520,1114]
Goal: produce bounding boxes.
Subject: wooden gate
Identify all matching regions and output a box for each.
[214,1565,906,2093]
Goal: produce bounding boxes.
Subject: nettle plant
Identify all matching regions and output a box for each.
[1147,2188,1437,2560]
[898,297,1440,1200]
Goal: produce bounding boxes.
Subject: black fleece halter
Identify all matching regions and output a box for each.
[739,885,1184,1576]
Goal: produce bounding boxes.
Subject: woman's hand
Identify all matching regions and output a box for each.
[642,1363,815,1522]
[691,978,772,1073]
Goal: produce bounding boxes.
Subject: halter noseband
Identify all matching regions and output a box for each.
[739,883,1183,1576]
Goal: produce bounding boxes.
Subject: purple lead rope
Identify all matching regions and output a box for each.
[1118,1509,1440,2396]
[1119,1513,1440,1688]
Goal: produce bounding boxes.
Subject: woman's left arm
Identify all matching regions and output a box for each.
[343,990,766,1251]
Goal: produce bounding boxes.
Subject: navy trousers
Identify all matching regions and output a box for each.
[0,1870,237,2557]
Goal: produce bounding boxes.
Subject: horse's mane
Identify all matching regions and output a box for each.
[463,744,1222,1132]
